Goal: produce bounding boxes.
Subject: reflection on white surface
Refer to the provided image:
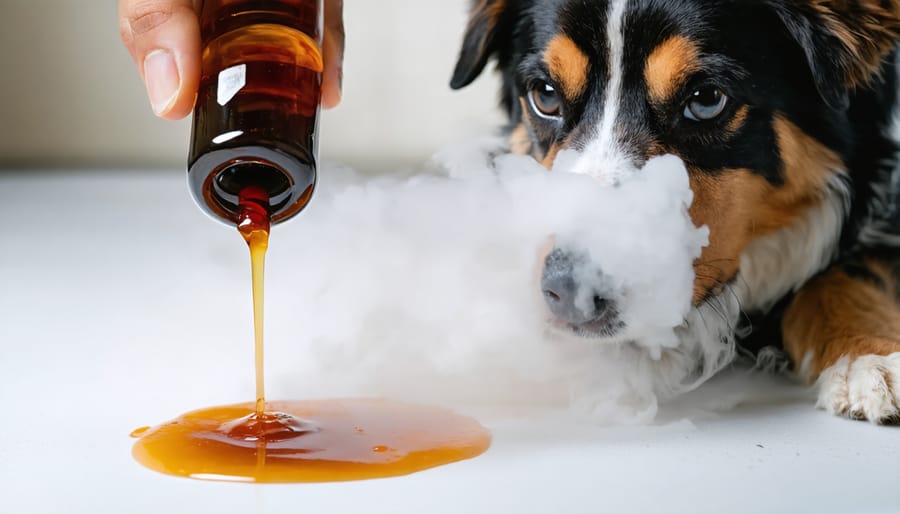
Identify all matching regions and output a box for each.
[0,170,898,514]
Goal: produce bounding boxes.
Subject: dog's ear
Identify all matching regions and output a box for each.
[450,0,515,90]
[770,0,900,110]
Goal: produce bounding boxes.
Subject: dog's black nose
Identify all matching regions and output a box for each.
[541,247,621,334]
[542,273,613,326]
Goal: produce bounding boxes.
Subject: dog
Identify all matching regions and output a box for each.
[450,0,900,424]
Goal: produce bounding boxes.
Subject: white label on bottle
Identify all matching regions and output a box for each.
[217,64,246,106]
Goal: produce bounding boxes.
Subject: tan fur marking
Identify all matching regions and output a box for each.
[725,106,749,135]
[464,0,508,58]
[544,35,589,99]
[807,0,900,89]
[517,96,567,168]
[470,0,507,31]
[772,115,843,201]
[541,144,562,169]
[644,36,701,103]
[783,266,900,380]
[689,169,774,302]
[509,123,531,155]
[517,96,544,161]
[688,116,842,302]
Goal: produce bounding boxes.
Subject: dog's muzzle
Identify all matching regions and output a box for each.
[541,247,624,338]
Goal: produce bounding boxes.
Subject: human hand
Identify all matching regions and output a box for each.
[119,0,345,120]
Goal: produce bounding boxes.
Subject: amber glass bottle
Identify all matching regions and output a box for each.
[188,0,324,225]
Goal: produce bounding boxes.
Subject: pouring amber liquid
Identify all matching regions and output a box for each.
[131,187,492,483]
[132,1,491,483]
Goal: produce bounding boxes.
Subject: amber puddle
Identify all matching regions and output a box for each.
[131,186,492,483]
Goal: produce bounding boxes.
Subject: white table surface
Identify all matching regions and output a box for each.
[0,171,898,514]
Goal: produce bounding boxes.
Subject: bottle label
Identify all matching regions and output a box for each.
[217,64,247,106]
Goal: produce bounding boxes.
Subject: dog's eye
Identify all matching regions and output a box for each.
[529,81,562,118]
[684,86,728,121]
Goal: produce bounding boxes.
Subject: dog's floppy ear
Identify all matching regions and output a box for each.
[770,0,900,110]
[450,0,515,90]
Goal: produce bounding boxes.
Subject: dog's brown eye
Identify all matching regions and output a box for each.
[530,81,562,118]
[685,86,728,121]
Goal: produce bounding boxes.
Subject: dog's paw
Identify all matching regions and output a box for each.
[816,353,900,424]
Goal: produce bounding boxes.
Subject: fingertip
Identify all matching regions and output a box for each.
[156,95,195,120]
[166,53,200,120]
[121,1,201,120]
[321,23,344,110]
[322,96,341,110]
[322,67,342,109]
[144,49,199,120]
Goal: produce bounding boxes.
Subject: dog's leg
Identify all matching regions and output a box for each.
[783,252,900,424]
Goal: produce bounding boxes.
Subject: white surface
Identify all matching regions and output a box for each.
[0,171,899,514]
[0,1,503,169]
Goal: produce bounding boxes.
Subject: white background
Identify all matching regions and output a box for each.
[1,172,898,514]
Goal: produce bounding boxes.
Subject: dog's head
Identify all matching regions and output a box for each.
[452,0,900,343]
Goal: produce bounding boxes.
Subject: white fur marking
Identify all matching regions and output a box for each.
[735,175,850,314]
[817,355,851,415]
[798,351,814,382]
[569,0,633,184]
[817,353,900,423]
[657,175,850,398]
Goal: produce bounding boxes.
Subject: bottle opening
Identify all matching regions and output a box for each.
[216,162,291,199]
[189,149,316,225]
[209,160,295,221]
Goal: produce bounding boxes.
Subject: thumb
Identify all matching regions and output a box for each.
[321,0,344,109]
[119,0,201,120]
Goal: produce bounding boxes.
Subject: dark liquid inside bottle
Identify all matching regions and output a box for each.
[188,0,323,225]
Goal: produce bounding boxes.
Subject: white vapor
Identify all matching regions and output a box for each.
[265,140,717,423]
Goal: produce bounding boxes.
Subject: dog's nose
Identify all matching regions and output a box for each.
[541,272,613,326]
[541,247,617,329]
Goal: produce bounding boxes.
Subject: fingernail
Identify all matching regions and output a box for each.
[143,50,180,116]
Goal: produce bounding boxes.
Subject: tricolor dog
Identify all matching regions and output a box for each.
[451,0,900,423]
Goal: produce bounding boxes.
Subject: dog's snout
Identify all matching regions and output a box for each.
[541,247,620,334]
[542,272,612,326]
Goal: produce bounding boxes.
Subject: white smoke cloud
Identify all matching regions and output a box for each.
[265,140,713,423]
